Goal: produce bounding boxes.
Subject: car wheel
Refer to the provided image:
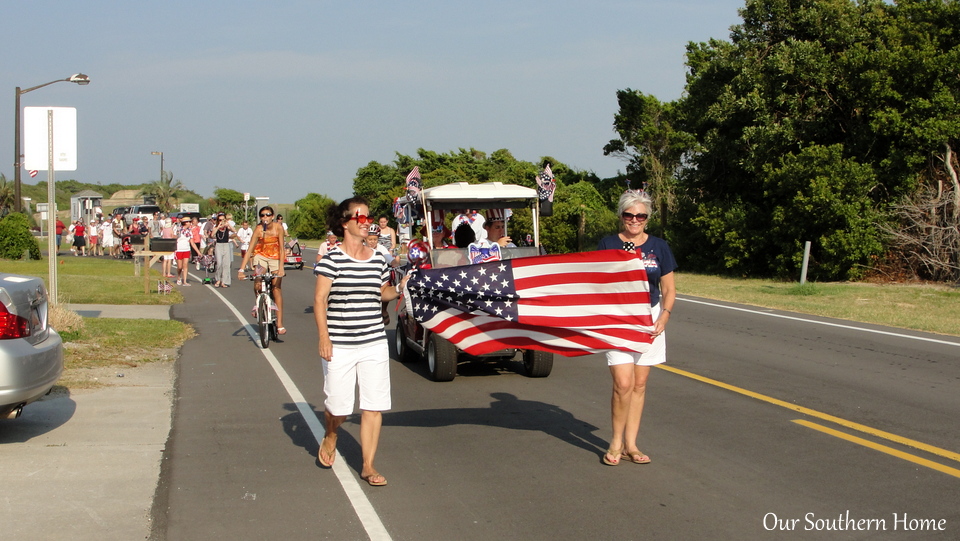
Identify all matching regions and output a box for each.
[426,334,457,382]
[522,349,553,377]
[394,320,418,363]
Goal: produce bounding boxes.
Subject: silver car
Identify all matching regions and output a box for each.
[0,273,63,419]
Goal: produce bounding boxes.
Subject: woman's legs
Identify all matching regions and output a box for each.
[273,277,284,330]
[608,363,636,461]
[359,410,384,482]
[622,365,651,457]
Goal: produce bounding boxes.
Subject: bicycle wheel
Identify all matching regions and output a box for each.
[257,293,270,348]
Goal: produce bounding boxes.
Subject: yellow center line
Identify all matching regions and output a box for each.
[793,420,960,479]
[656,364,960,464]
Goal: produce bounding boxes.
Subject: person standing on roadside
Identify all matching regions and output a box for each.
[236,220,254,260]
[212,212,236,288]
[238,206,286,334]
[55,218,66,255]
[596,189,676,467]
[161,218,176,278]
[313,197,407,487]
[87,220,100,256]
[174,216,202,286]
[377,216,396,252]
[72,220,87,256]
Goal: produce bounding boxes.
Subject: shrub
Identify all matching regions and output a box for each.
[0,213,42,260]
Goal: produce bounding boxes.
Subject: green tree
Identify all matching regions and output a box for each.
[604,90,695,229]
[669,0,960,279]
[289,193,336,239]
[138,172,185,213]
[0,174,14,214]
[211,188,246,216]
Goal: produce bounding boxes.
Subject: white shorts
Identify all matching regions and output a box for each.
[322,340,391,415]
[606,304,666,367]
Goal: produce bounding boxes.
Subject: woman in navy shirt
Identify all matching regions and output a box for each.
[596,190,676,466]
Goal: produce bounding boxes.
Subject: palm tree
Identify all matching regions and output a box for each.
[139,171,184,213]
[0,174,15,213]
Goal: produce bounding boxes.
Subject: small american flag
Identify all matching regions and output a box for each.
[405,250,654,356]
[405,166,422,197]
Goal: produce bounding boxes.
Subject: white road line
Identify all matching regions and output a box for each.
[679,297,960,347]
[206,282,393,541]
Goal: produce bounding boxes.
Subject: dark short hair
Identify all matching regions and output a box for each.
[453,223,476,248]
[326,197,369,236]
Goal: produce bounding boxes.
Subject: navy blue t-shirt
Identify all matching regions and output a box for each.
[598,234,677,307]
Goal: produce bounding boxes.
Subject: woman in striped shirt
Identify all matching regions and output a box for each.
[314,197,407,487]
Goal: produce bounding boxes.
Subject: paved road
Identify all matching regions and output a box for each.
[152,264,960,540]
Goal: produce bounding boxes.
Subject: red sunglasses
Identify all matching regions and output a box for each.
[348,212,374,225]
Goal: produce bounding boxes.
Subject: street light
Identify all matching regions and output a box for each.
[13,73,90,212]
[151,151,164,182]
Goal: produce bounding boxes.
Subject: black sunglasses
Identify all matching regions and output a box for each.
[259,213,273,218]
[621,212,649,222]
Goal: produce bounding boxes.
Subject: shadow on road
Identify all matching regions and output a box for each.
[279,392,607,464]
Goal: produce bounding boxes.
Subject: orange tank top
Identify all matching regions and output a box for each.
[254,236,281,259]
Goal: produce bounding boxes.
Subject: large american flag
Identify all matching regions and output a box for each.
[404,250,654,356]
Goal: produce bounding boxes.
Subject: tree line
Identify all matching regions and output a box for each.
[290,0,958,282]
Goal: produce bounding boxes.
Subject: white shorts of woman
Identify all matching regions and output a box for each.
[605,304,666,366]
[322,340,391,415]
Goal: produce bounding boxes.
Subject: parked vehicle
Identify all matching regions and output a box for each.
[110,206,131,220]
[168,211,201,223]
[124,204,162,226]
[395,182,553,381]
[0,272,63,419]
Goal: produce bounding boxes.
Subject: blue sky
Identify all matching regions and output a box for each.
[2,1,746,205]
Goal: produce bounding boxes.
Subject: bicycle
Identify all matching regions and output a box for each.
[244,267,279,348]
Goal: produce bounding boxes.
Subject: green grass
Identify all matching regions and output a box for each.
[58,318,195,389]
[2,257,183,305]
[676,273,960,337]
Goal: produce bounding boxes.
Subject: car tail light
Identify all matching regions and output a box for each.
[0,302,31,339]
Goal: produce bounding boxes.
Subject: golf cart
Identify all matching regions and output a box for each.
[395,182,554,381]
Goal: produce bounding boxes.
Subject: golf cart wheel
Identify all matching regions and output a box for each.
[522,349,553,377]
[394,320,418,363]
[426,334,457,382]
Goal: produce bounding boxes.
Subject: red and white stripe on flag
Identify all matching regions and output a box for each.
[407,250,654,356]
[29,170,39,178]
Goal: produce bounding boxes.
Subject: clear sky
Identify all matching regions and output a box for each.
[2,0,746,205]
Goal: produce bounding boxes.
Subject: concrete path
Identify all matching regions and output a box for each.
[0,304,174,541]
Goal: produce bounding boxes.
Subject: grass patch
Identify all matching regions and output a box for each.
[676,273,960,337]
[58,317,195,388]
[3,257,183,305]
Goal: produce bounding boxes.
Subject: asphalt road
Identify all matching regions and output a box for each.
[151,261,960,541]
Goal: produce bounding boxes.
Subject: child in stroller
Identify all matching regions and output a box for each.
[117,235,134,259]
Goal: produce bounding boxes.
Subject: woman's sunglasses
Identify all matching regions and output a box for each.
[349,213,374,224]
[259,213,273,218]
[621,212,649,222]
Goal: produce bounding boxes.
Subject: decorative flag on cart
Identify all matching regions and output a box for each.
[535,163,556,216]
[404,250,654,356]
[405,167,422,198]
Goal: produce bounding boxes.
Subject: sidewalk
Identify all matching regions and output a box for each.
[0,304,175,540]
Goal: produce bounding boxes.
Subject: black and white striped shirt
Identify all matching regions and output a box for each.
[314,247,388,347]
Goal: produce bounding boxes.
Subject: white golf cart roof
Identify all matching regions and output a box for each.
[417,181,542,253]
[420,182,537,210]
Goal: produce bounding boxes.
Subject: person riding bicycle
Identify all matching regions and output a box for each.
[238,205,287,335]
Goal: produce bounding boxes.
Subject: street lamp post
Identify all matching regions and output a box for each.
[13,73,90,212]
[151,150,164,182]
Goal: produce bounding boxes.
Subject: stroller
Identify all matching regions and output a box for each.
[196,253,217,284]
[117,235,134,259]
[285,239,304,270]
